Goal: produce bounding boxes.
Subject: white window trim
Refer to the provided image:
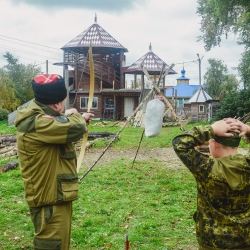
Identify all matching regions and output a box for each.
[199,105,204,113]
[80,97,98,109]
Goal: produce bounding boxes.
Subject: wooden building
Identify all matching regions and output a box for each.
[165,68,199,117]
[60,16,176,120]
[185,86,212,122]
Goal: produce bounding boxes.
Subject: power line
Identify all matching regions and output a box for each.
[34,62,46,66]
[0,51,45,65]
[0,50,63,70]
[0,34,61,51]
[0,45,62,61]
[0,34,63,65]
[0,36,62,56]
[174,59,198,65]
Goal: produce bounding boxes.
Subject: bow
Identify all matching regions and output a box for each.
[77,42,95,173]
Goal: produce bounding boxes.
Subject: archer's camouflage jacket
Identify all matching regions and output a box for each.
[14,100,87,207]
[172,125,250,250]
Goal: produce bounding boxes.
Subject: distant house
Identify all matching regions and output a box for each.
[185,86,212,122]
[166,83,200,112]
[165,68,215,121]
[165,68,200,116]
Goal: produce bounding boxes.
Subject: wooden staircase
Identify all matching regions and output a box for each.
[77,55,121,89]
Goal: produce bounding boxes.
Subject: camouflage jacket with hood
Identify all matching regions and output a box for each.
[172,125,250,250]
[14,100,87,207]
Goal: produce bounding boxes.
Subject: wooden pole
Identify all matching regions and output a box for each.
[132,128,145,167]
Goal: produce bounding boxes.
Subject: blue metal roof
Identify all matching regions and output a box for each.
[165,83,200,97]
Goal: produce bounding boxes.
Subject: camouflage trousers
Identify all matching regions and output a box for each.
[29,202,72,250]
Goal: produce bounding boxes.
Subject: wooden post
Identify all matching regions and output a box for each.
[172,88,175,109]
[75,57,78,92]
[64,64,69,110]
[141,73,144,89]
[134,74,137,89]
[120,50,123,89]
[114,95,116,120]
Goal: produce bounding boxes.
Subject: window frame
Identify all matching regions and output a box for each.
[80,97,98,109]
[199,104,204,113]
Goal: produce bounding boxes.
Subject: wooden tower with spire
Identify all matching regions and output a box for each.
[59,15,176,120]
[61,14,143,119]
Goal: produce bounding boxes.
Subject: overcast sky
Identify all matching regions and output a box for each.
[0,0,244,86]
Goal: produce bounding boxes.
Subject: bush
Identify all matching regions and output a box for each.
[0,108,9,121]
[215,88,250,120]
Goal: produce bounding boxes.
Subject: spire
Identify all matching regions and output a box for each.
[176,64,190,84]
[149,43,152,52]
[94,13,97,23]
[181,67,186,77]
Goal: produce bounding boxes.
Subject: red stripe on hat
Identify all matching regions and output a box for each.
[34,74,60,84]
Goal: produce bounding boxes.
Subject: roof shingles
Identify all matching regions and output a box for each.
[62,23,127,51]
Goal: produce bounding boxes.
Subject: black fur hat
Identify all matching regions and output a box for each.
[31,74,67,104]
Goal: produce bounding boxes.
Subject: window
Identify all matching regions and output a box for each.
[104,98,114,109]
[80,97,98,109]
[178,99,184,108]
[199,105,204,112]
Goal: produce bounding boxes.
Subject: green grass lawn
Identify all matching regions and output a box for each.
[1,119,247,249]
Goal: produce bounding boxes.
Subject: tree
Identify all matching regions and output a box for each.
[0,71,20,111]
[236,49,250,89]
[2,52,42,105]
[203,58,238,99]
[197,0,250,51]
[215,87,250,120]
[219,74,239,99]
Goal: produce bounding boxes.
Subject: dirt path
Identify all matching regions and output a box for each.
[81,147,249,170]
[81,147,182,168]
